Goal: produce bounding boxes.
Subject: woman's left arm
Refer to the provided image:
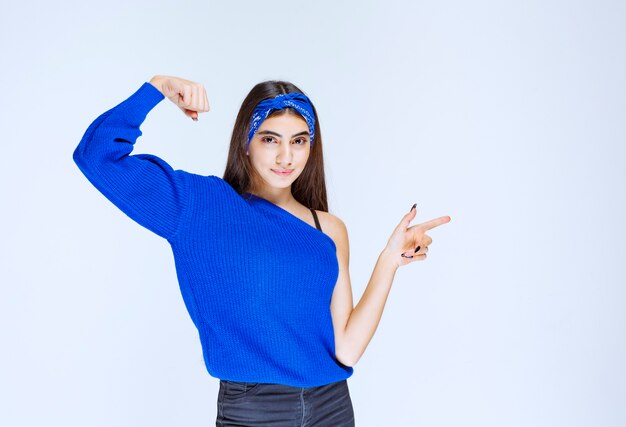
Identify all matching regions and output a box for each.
[330,205,451,367]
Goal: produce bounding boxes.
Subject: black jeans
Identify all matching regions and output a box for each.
[216,378,355,426]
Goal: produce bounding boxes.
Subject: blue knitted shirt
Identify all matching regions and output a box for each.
[73,82,354,387]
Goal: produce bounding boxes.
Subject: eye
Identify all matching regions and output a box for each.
[293,138,307,145]
[262,136,276,144]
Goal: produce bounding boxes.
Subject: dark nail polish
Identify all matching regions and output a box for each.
[414,246,420,253]
[410,203,416,212]
[401,253,413,258]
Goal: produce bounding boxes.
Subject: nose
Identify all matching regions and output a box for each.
[276,144,293,165]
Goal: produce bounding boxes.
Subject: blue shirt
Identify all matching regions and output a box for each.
[73,82,354,387]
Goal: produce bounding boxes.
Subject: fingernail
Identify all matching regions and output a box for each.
[410,203,417,212]
[401,253,413,258]
[414,246,420,253]
[193,117,198,121]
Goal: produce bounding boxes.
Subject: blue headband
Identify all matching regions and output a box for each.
[247,92,316,146]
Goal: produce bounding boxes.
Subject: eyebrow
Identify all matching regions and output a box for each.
[257,130,310,138]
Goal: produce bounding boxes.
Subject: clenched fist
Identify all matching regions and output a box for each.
[149,75,210,121]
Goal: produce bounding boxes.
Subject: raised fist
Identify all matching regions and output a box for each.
[149,75,209,121]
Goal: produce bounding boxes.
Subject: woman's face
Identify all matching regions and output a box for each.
[247,112,311,191]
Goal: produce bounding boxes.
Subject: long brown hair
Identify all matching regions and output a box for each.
[222,80,330,212]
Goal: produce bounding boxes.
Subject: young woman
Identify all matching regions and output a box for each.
[73,75,451,426]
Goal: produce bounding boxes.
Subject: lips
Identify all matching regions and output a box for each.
[272,169,294,176]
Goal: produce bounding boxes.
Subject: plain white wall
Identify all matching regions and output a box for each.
[1,0,624,425]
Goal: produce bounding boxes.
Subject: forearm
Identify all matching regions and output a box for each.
[340,248,398,366]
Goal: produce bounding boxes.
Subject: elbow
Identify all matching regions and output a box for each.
[73,141,97,174]
[337,354,354,368]
[335,330,360,368]
[72,144,87,169]
[335,347,357,368]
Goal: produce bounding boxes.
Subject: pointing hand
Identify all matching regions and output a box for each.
[385,203,451,268]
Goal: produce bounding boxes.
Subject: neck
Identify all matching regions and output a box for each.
[248,185,295,207]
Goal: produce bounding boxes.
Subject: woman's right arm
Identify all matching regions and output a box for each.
[72,75,209,241]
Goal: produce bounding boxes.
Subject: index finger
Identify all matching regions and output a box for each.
[420,215,451,231]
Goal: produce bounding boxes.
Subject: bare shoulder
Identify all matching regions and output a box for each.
[313,210,349,250]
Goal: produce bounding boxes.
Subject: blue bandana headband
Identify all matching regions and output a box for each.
[247,92,316,146]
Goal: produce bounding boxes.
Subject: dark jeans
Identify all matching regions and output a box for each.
[216,378,355,426]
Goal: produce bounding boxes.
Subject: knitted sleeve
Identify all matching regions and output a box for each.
[72,82,189,241]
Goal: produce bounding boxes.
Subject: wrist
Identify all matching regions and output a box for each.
[149,75,165,94]
[380,247,400,270]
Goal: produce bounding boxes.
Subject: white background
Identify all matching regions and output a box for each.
[1,1,624,426]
